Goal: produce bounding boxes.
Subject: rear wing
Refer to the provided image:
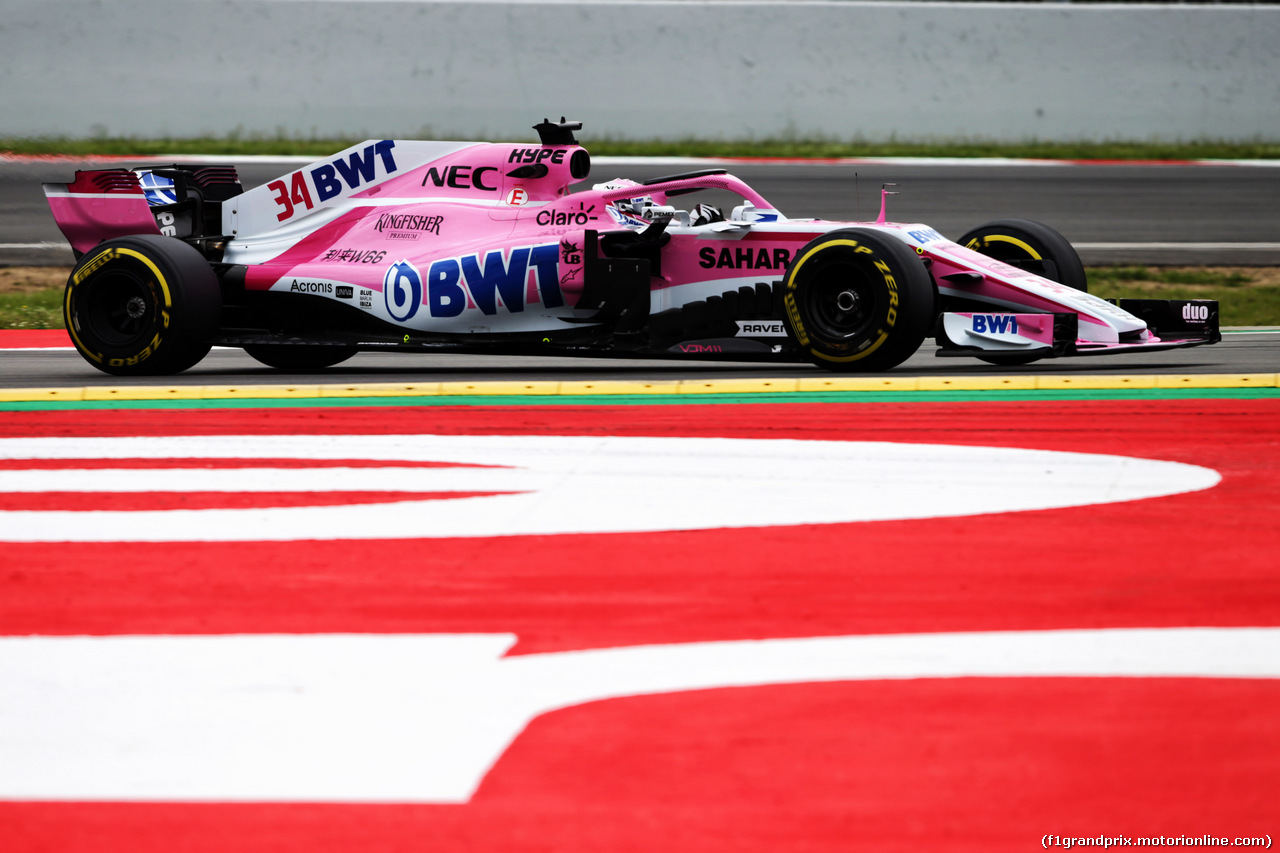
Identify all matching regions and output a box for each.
[43,171,160,257]
[45,165,243,258]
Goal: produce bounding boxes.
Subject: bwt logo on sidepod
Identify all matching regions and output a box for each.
[384,244,564,322]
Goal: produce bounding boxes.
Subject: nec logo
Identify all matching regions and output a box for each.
[972,314,1019,334]
[269,141,398,222]
[421,165,499,192]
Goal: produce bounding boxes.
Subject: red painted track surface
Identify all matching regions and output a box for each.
[3,400,1278,851]
[0,329,71,349]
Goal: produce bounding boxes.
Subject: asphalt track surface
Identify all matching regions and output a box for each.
[1,331,1277,390]
[4,156,1280,265]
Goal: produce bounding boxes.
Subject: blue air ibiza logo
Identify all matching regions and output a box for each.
[384,260,423,322]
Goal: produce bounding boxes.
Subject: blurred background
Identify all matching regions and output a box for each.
[2,0,1277,144]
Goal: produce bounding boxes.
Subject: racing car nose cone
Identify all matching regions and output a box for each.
[836,290,859,312]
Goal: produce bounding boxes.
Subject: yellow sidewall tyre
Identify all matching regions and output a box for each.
[781,228,934,372]
[957,218,1087,291]
[64,235,220,376]
[956,218,1086,365]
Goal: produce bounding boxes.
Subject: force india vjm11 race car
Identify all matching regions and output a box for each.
[44,119,1220,375]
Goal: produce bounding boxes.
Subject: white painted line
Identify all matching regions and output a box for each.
[0,241,71,250]
[2,628,1276,802]
[0,434,1220,542]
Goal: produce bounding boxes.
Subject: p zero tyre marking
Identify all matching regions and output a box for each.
[786,237,900,364]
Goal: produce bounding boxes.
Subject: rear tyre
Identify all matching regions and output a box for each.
[64,235,220,375]
[956,218,1086,365]
[781,228,934,372]
[243,344,359,370]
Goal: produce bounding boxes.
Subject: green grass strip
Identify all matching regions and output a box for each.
[2,386,1277,412]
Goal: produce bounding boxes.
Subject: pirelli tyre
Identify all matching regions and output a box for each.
[243,344,359,370]
[781,228,934,372]
[64,235,220,375]
[957,218,1087,291]
[956,218,1087,365]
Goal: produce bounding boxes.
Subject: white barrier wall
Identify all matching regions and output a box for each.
[3,0,1278,142]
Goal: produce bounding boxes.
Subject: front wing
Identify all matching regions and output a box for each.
[935,299,1221,360]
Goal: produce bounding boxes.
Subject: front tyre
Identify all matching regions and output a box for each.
[782,228,934,372]
[64,235,220,375]
[243,344,359,370]
[956,218,1086,365]
[957,218,1087,291]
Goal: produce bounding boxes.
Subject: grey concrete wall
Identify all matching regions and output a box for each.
[2,1,1277,142]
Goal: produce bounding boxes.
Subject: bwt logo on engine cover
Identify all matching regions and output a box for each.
[383,244,564,322]
[269,141,398,222]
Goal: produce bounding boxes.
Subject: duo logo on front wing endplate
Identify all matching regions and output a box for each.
[0,434,1220,542]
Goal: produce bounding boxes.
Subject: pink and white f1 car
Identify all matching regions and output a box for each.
[44,119,1220,375]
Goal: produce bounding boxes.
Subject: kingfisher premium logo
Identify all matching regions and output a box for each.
[375,213,443,239]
